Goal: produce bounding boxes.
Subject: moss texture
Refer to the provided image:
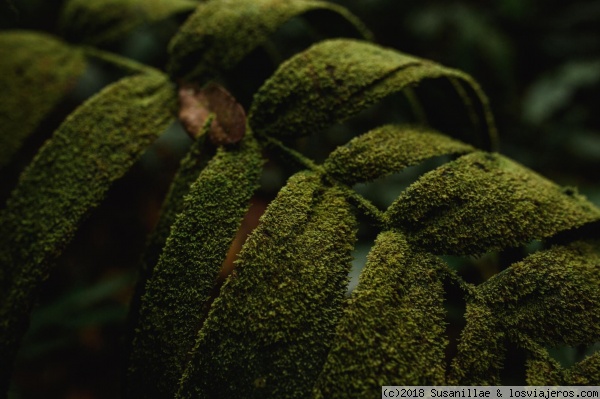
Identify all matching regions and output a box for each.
[313,230,447,398]
[450,240,600,385]
[249,39,497,149]
[386,152,600,255]
[0,72,175,393]
[3,0,600,395]
[60,0,196,46]
[0,31,86,168]
[177,171,357,398]
[479,240,600,346]
[324,124,475,185]
[127,135,263,398]
[168,0,371,82]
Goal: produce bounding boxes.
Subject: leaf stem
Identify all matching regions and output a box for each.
[259,135,386,225]
[82,46,162,76]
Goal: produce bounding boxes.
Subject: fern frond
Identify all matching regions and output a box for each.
[0,31,86,169]
[127,135,263,398]
[177,171,357,398]
[324,124,475,185]
[168,0,371,82]
[59,0,196,46]
[0,72,175,392]
[314,230,447,397]
[386,152,600,254]
[249,39,496,149]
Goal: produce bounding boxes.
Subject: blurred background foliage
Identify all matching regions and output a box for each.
[1,0,599,397]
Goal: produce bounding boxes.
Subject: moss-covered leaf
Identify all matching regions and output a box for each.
[478,240,600,347]
[0,31,86,169]
[324,124,475,185]
[60,0,196,46]
[168,0,370,82]
[0,72,176,392]
[386,152,600,255]
[313,230,447,398]
[249,39,496,149]
[448,302,505,385]
[177,171,357,399]
[127,135,263,398]
[567,352,600,384]
[524,346,565,385]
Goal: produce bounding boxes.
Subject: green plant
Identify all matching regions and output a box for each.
[1,0,599,397]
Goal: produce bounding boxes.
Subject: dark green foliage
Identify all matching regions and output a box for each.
[448,303,506,385]
[386,152,600,255]
[177,171,357,398]
[314,230,447,397]
[168,0,371,82]
[249,38,497,149]
[567,352,600,384]
[480,240,600,346]
[1,0,600,397]
[0,31,86,168]
[128,135,263,398]
[324,124,475,185]
[60,0,196,46]
[0,72,175,392]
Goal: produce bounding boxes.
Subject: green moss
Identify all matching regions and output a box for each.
[0,31,86,168]
[324,124,475,185]
[567,352,600,384]
[168,0,371,82]
[313,230,447,398]
[60,0,196,46]
[177,171,357,398]
[386,152,600,255]
[249,39,496,149]
[478,240,600,347]
[448,303,505,385]
[124,130,210,388]
[141,134,211,279]
[127,135,263,398]
[524,348,565,385]
[0,72,175,392]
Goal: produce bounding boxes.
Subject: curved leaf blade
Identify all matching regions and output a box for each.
[168,0,371,81]
[324,124,475,185]
[478,240,600,346]
[0,31,86,169]
[177,171,357,399]
[448,303,505,385]
[60,0,196,46]
[0,72,176,391]
[127,136,263,398]
[249,39,497,149]
[313,230,447,397]
[386,152,600,255]
[567,352,600,384]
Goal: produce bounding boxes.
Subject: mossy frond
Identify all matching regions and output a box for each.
[0,31,86,169]
[127,135,263,398]
[168,0,371,82]
[448,303,505,385]
[0,72,175,390]
[386,152,600,255]
[451,240,600,385]
[177,171,357,398]
[313,230,447,398]
[324,124,475,185]
[567,352,600,384]
[249,39,497,149]
[479,240,600,346]
[59,0,196,46]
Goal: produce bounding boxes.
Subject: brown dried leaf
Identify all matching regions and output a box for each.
[178,83,246,145]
